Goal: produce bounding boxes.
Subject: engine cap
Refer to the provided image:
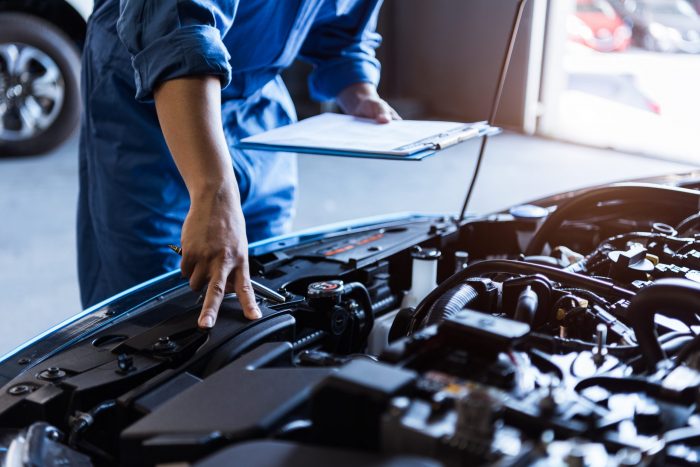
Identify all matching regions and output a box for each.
[307,280,345,298]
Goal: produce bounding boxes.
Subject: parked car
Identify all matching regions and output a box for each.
[570,0,632,52]
[0,1,91,156]
[613,0,700,53]
[1,171,700,465]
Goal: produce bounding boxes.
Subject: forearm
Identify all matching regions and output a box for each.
[154,76,236,200]
[152,75,259,324]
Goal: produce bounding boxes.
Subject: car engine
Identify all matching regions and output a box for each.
[2,180,700,466]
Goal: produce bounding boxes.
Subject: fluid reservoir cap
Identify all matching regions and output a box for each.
[509,204,548,220]
[411,247,441,261]
[307,280,344,298]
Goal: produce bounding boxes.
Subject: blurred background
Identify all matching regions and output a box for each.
[0,0,698,354]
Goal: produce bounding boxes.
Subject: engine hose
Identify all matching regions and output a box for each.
[410,259,635,333]
[526,183,700,256]
[676,211,700,236]
[628,278,700,371]
[674,333,700,365]
[343,282,375,345]
[422,283,479,326]
[526,332,692,360]
[68,399,118,447]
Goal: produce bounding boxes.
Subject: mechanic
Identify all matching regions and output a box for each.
[78,0,399,328]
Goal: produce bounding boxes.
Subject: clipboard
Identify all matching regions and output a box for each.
[237,113,501,161]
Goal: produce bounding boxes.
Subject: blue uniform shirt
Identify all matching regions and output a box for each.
[78,0,383,307]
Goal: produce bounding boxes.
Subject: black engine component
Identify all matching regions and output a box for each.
[1,181,700,466]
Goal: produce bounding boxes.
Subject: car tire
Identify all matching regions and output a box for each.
[0,13,81,157]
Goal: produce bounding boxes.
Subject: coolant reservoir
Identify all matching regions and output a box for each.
[401,247,441,308]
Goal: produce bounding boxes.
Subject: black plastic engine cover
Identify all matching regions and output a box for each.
[195,440,442,467]
[120,343,332,465]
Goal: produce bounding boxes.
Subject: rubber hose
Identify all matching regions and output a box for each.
[343,282,375,345]
[410,259,634,333]
[514,286,538,324]
[423,283,479,326]
[676,211,700,236]
[526,183,700,256]
[628,278,700,370]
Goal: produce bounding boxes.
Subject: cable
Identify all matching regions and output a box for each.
[68,399,117,447]
[458,0,529,221]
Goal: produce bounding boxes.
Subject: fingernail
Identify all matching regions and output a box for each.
[253,307,262,319]
[200,316,214,328]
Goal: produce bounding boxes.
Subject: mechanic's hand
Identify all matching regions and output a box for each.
[180,183,262,328]
[337,82,401,124]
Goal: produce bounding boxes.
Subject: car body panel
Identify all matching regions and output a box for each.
[573,0,632,52]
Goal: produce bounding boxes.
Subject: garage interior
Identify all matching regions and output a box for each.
[2,1,700,465]
[2,0,698,354]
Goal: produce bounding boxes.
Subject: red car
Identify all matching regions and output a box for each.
[570,0,632,52]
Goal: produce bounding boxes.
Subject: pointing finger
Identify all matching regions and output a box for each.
[198,268,228,329]
[234,265,261,320]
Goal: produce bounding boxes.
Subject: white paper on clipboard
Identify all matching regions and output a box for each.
[240,113,487,156]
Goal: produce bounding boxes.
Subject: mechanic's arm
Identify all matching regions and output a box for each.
[154,77,261,327]
[298,0,399,123]
[117,0,259,327]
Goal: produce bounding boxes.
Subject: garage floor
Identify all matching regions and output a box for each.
[0,133,696,356]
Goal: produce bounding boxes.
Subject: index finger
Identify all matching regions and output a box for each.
[198,268,229,329]
[233,264,262,320]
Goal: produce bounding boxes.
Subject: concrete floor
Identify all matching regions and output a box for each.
[0,133,696,356]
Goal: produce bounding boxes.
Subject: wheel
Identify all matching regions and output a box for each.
[0,13,81,157]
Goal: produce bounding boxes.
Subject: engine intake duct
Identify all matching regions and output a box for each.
[629,278,700,370]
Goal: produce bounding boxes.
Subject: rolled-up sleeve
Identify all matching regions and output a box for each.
[299,0,383,102]
[117,0,238,101]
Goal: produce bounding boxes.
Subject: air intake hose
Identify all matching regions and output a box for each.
[422,283,480,326]
[629,278,700,371]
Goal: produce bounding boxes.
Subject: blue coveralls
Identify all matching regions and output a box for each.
[78,0,383,307]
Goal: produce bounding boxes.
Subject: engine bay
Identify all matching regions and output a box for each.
[2,180,700,466]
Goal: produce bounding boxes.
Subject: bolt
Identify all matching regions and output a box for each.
[8,384,34,396]
[116,353,135,374]
[45,427,61,442]
[153,336,177,352]
[38,367,66,381]
[17,357,31,365]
